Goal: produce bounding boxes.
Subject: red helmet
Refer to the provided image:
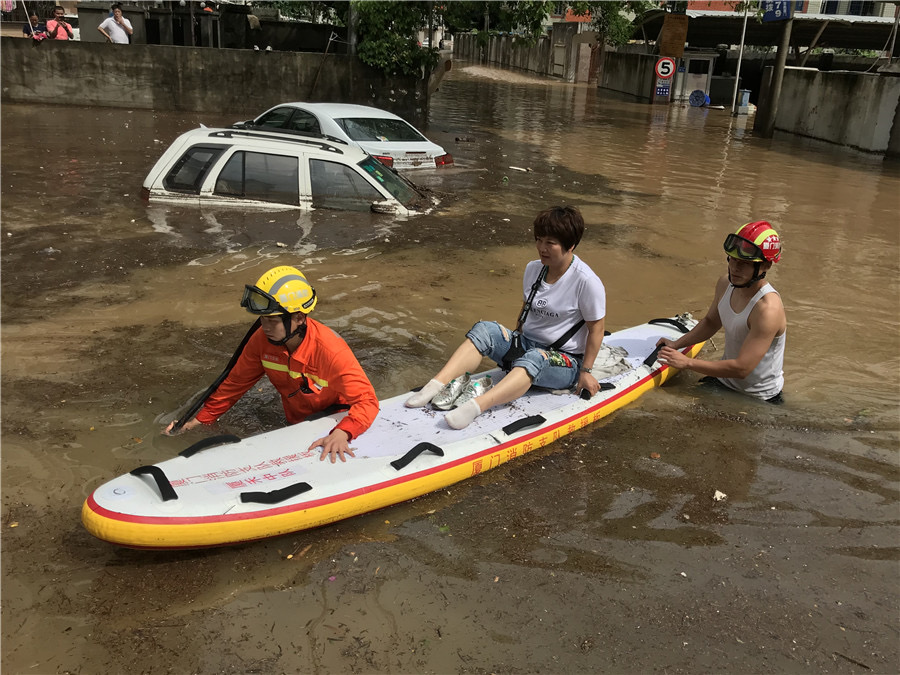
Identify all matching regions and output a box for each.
[723,221,781,263]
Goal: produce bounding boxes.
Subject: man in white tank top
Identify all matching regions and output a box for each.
[656,221,786,403]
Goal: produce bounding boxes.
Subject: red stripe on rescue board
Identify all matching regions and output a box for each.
[86,365,673,527]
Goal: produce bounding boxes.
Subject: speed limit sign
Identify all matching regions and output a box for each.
[655,57,676,79]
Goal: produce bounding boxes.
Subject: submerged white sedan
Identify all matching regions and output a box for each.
[233,102,453,171]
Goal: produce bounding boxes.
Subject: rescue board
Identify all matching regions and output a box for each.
[82,314,702,549]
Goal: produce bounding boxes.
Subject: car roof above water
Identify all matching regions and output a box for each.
[174,126,361,156]
[263,102,407,120]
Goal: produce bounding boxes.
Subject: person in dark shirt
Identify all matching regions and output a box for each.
[22,14,47,37]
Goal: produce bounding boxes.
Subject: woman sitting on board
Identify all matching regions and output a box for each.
[405,205,607,429]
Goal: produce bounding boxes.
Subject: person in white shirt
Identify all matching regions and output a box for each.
[657,221,786,403]
[98,4,133,44]
[405,206,607,429]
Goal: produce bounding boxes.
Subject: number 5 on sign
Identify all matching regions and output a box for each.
[655,57,675,79]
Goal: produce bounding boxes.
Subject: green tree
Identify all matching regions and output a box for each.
[441,1,555,43]
[569,1,655,48]
[353,1,439,77]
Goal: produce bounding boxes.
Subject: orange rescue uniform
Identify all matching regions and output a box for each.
[196,318,378,440]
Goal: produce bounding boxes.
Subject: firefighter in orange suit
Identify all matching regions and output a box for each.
[165,266,379,463]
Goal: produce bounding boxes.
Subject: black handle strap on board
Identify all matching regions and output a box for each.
[391,442,444,471]
[502,415,546,435]
[648,317,690,334]
[304,403,351,422]
[642,344,664,368]
[643,317,692,367]
[580,382,617,400]
[169,318,262,433]
[240,481,312,504]
[178,434,241,458]
[130,465,178,502]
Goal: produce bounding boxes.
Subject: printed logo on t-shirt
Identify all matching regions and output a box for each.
[533,308,559,318]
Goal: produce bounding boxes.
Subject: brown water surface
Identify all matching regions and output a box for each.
[2,65,898,673]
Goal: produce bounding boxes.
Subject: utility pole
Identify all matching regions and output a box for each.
[428,0,434,49]
[347,3,357,55]
[482,3,489,63]
[759,17,793,138]
[189,0,196,47]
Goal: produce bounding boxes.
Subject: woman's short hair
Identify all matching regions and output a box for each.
[533,205,584,251]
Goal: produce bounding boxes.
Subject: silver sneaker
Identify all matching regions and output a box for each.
[452,375,493,408]
[430,373,471,410]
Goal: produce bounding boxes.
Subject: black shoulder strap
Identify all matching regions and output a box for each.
[514,265,548,332]
[169,318,261,433]
[548,319,585,351]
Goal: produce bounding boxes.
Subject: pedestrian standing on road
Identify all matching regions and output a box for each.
[46,5,73,40]
[97,4,132,44]
[656,221,786,403]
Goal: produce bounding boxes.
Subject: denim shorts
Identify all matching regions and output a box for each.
[466,320,580,391]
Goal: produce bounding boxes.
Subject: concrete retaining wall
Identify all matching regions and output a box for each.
[598,48,900,154]
[456,33,553,77]
[777,67,900,153]
[454,28,596,83]
[599,51,659,102]
[0,37,429,123]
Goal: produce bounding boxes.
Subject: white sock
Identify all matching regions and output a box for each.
[445,398,481,429]
[405,379,445,408]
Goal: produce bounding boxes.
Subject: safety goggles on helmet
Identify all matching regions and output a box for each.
[240,285,286,315]
[723,233,766,262]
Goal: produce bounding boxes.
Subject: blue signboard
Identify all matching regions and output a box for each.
[762,1,794,22]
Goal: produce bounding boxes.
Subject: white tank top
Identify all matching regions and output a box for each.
[717,283,785,400]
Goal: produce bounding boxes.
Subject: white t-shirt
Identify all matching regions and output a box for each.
[520,255,606,354]
[99,16,132,44]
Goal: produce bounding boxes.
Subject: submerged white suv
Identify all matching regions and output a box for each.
[142,127,434,215]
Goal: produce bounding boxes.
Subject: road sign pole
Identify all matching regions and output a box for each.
[731,3,749,116]
[651,57,675,105]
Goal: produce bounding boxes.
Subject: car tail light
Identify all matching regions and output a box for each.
[373,155,394,168]
[434,153,454,168]
[140,186,151,202]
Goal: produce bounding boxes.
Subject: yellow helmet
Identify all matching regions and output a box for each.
[240,265,317,316]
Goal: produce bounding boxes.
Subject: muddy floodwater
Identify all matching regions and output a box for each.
[2,64,898,673]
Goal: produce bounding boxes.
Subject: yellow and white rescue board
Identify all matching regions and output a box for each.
[82,315,702,549]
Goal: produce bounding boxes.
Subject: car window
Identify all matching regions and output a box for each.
[336,118,426,143]
[213,151,300,205]
[287,110,321,135]
[357,156,420,206]
[309,159,383,211]
[163,145,224,192]
[255,107,295,129]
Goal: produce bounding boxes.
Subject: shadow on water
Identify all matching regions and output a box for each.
[2,64,898,673]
